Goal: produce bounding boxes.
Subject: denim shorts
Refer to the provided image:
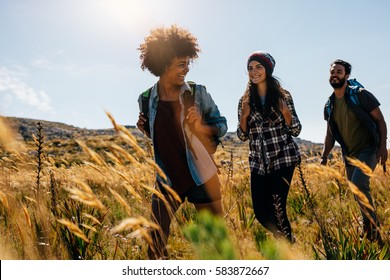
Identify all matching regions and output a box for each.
[158,174,221,204]
[182,174,221,204]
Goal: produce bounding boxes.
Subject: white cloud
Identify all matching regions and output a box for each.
[31,59,53,70]
[30,57,93,77]
[31,58,75,72]
[0,67,53,112]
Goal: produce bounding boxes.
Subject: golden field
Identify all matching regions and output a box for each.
[0,115,389,260]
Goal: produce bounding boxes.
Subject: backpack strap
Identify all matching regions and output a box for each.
[181,82,199,158]
[182,81,196,114]
[188,81,196,91]
[347,79,364,107]
[324,98,332,120]
[141,87,152,134]
[141,87,152,117]
[347,78,364,89]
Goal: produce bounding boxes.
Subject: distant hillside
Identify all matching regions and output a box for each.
[3,116,137,141]
[2,116,323,156]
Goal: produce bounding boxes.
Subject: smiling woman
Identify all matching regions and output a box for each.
[135,25,228,259]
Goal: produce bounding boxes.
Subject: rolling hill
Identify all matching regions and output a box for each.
[2,116,325,158]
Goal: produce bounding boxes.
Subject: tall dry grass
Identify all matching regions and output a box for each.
[0,114,389,260]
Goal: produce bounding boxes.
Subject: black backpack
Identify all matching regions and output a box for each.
[140,82,222,154]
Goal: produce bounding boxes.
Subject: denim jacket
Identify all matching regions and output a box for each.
[138,82,227,186]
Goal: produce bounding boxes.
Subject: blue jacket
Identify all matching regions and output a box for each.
[138,82,228,186]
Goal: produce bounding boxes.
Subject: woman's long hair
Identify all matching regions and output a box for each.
[248,75,285,117]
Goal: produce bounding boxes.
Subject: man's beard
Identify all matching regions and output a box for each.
[330,76,346,89]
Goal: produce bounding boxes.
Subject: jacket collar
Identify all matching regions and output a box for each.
[150,82,192,101]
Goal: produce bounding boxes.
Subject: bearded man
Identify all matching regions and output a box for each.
[321,59,387,244]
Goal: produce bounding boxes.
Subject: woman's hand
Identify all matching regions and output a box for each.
[136,112,150,137]
[279,98,292,127]
[186,106,204,131]
[241,91,251,119]
[186,106,218,137]
[239,91,251,134]
[279,98,288,113]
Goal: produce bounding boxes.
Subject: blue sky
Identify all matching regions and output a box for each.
[1,0,390,144]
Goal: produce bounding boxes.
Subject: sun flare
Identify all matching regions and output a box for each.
[97,0,149,31]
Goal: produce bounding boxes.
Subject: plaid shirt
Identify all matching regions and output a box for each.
[237,90,301,175]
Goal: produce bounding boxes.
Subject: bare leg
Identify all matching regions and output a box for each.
[194,200,222,216]
[148,194,180,259]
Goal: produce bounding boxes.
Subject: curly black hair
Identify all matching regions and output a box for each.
[331,59,352,75]
[138,25,200,76]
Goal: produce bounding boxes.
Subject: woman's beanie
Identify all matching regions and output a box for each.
[247,51,276,75]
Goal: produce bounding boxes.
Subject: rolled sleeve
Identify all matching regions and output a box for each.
[284,91,302,137]
[236,97,249,141]
[237,125,249,141]
[198,85,228,137]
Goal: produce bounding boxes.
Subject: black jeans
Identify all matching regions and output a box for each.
[250,166,295,242]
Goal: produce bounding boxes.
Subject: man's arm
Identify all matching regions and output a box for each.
[321,123,336,165]
[370,107,388,165]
